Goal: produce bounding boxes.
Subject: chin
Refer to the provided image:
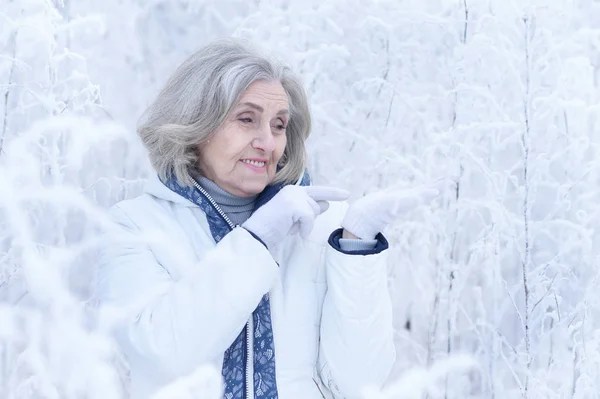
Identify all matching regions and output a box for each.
[234,173,274,197]
[238,182,268,197]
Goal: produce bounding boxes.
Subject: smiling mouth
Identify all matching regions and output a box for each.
[241,159,266,167]
[240,159,268,173]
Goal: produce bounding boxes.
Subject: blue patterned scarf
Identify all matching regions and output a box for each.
[162,171,310,399]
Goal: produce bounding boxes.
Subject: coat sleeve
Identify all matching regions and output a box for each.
[94,204,279,379]
[316,229,396,398]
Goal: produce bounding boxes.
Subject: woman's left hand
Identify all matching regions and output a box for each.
[341,179,453,240]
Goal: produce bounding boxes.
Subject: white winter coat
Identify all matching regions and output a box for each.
[95,175,396,399]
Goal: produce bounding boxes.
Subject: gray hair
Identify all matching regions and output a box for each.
[137,38,311,187]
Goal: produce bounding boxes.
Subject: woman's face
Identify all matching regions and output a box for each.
[197,80,289,197]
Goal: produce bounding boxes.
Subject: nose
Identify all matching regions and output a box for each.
[252,124,275,153]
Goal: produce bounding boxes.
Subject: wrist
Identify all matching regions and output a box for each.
[342,229,360,239]
[341,211,377,240]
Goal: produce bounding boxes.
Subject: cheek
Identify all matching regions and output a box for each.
[214,125,251,158]
[199,142,229,174]
[212,137,246,169]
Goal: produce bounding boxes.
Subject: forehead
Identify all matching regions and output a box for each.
[238,80,289,108]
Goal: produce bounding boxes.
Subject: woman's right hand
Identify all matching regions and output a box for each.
[242,185,350,249]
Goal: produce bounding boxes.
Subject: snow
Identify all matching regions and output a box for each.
[2,0,600,397]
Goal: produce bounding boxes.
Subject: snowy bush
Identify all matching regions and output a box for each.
[3,0,600,397]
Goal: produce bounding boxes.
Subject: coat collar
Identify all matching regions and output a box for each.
[144,170,311,208]
[144,174,198,207]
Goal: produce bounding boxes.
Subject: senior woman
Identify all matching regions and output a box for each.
[95,38,440,399]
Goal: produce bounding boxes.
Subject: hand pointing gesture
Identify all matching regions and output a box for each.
[243,185,350,249]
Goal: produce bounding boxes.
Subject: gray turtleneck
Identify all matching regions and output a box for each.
[197,176,257,226]
[197,176,377,251]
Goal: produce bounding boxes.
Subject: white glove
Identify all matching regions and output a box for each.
[341,179,452,240]
[243,185,350,249]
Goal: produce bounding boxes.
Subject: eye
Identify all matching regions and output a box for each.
[274,119,287,132]
[239,117,253,124]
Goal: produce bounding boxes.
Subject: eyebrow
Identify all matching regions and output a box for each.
[238,102,289,116]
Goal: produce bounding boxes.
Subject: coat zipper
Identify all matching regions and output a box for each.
[246,316,254,399]
[192,178,254,399]
[192,179,237,230]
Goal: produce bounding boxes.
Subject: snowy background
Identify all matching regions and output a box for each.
[2,0,600,398]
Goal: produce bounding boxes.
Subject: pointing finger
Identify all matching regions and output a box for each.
[303,186,350,202]
[316,200,330,214]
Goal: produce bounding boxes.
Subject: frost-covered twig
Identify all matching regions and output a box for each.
[520,13,533,398]
[0,30,17,157]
